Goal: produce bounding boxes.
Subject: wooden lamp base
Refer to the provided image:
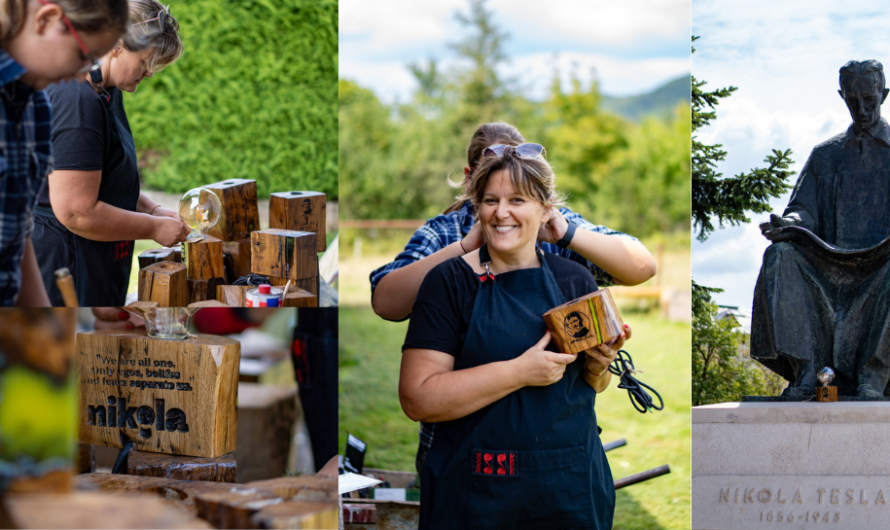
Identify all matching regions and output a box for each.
[816,386,838,402]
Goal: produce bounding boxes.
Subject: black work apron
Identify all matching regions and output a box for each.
[420,247,615,530]
[33,208,133,307]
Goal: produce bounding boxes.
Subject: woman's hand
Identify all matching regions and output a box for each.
[537,208,569,244]
[151,206,182,221]
[92,308,143,330]
[153,217,190,247]
[513,331,577,386]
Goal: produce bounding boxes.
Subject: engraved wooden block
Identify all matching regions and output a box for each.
[250,229,317,281]
[543,288,625,355]
[138,247,182,270]
[816,386,838,402]
[205,179,260,242]
[268,274,318,296]
[217,285,248,307]
[283,288,317,308]
[222,238,252,284]
[76,330,240,458]
[125,450,236,482]
[188,277,226,305]
[269,191,326,252]
[183,236,224,280]
[138,261,188,307]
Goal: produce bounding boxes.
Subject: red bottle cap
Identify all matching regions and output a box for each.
[259,284,271,294]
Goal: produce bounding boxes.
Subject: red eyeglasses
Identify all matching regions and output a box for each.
[37,0,101,73]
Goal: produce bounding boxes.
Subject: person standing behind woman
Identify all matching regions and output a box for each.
[371,122,657,322]
[0,0,127,306]
[33,0,186,306]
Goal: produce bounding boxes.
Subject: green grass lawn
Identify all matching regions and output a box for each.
[339,307,691,530]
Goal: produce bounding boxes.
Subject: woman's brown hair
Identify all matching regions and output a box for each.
[0,0,129,45]
[443,122,525,214]
[120,0,182,71]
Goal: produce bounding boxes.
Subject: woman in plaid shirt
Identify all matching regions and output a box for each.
[0,0,127,305]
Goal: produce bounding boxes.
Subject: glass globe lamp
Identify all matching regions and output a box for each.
[178,188,221,240]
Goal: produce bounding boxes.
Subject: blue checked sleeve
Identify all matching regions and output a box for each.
[369,220,452,293]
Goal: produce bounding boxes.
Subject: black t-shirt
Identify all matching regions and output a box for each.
[403,252,599,358]
[40,80,140,211]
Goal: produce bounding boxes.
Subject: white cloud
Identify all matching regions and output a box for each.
[692,1,890,308]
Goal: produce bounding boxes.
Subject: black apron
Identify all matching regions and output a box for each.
[33,84,138,307]
[420,247,615,530]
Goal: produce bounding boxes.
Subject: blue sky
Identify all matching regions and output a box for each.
[340,0,691,103]
[693,0,890,310]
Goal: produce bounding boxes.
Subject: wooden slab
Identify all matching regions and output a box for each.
[75,473,234,505]
[188,300,229,308]
[217,285,247,307]
[250,500,339,529]
[269,191,326,252]
[543,288,625,354]
[138,247,182,270]
[188,277,225,305]
[139,261,188,307]
[76,330,240,458]
[235,383,296,483]
[126,450,236,482]
[3,492,213,529]
[250,229,317,281]
[205,179,260,242]
[222,239,252,284]
[183,237,224,280]
[283,288,318,308]
[268,275,318,297]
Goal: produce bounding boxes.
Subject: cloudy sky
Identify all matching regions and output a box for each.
[693,0,890,310]
[340,0,691,103]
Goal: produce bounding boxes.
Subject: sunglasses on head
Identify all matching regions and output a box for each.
[37,0,101,73]
[134,6,171,34]
[482,143,546,160]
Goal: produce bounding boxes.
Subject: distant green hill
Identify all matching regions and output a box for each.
[601,74,690,121]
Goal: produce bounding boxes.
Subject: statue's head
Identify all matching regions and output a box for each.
[839,60,890,130]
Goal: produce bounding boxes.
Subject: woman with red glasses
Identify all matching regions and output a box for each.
[32,0,187,306]
[0,0,127,306]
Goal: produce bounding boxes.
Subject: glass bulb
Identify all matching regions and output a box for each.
[178,188,221,239]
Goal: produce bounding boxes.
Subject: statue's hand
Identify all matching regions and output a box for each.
[761,214,795,242]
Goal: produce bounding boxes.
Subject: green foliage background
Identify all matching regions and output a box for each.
[124,0,338,198]
[339,0,691,239]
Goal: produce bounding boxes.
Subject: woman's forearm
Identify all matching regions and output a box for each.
[568,228,656,286]
[59,200,158,242]
[584,368,612,393]
[373,241,467,320]
[400,350,524,423]
[136,192,159,214]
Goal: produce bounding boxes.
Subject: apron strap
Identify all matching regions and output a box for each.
[477,243,547,283]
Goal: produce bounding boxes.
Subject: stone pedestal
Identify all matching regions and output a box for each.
[693,402,890,529]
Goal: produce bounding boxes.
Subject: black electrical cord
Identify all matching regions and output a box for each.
[111,441,136,474]
[608,349,664,414]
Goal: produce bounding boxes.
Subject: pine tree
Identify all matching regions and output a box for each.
[691,36,792,403]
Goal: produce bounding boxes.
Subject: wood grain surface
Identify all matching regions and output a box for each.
[184,237,224,280]
[235,383,296,483]
[267,274,318,296]
[138,247,182,270]
[222,239,252,284]
[126,450,236,482]
[283,288,317,307]
[76,330,240,457]
[138,261,188,307]
[204,179,260,242]
[269,191,326,252]
[187,277,225,305]
[250,229,317,281]
[543,288,625,354]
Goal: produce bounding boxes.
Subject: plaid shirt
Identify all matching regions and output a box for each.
[368,200,639,457]
[0,50,54,305]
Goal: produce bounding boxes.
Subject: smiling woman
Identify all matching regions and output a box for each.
[399,147,626,530]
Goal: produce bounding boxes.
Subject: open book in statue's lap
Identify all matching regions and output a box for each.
[753,59,890,399]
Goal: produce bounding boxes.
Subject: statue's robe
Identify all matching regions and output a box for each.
[751,118,890,395]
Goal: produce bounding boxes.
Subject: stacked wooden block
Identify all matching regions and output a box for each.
[137,179,324,307]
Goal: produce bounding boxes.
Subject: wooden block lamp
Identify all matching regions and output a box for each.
[138,261,188,307]
[543,288,625,355]
[269,191,326,251]
[204,179,260,242]
[251,229,318,281]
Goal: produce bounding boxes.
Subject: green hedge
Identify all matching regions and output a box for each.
[124,0,338,198]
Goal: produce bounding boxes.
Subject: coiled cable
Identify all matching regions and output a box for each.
[608,350,664,414]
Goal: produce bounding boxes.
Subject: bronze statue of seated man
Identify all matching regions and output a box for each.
[752,59,890,399]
